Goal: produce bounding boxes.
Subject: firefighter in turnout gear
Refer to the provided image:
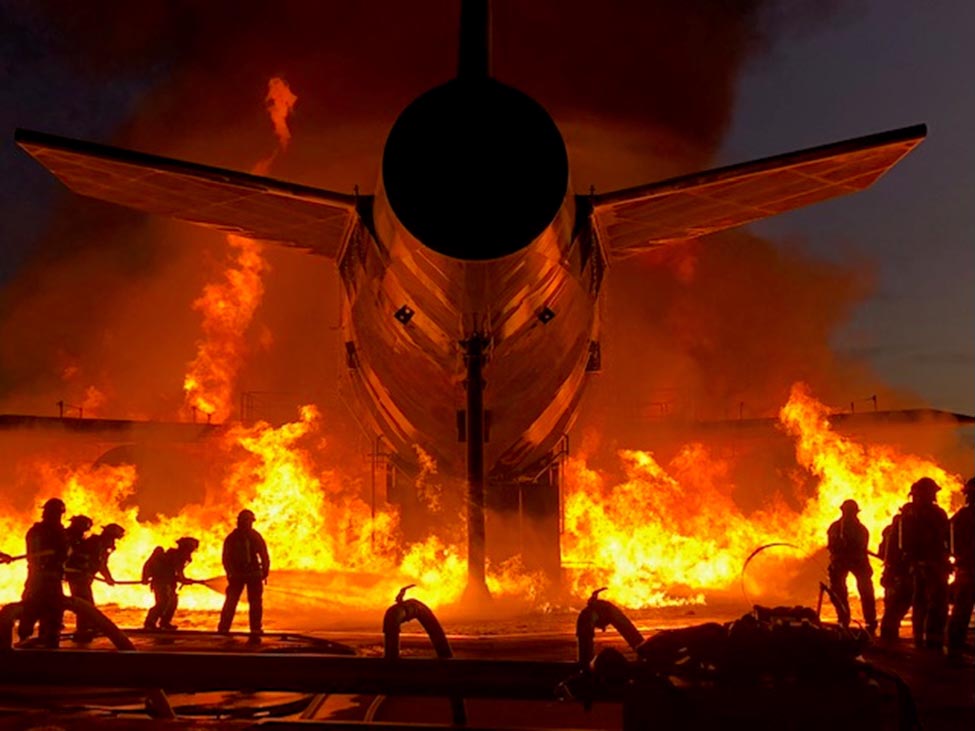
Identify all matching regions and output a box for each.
[65,523,125,642]
[879,507,913,640]
[142,537,199,630]
[20,498,68,647]
[217,509,270,640]
[827,499,877,633]
[65,515,93,553]
[899,477,951,648]
[946,477,975,658]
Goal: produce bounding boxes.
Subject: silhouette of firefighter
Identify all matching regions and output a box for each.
[142,536,199,630]
[826,499,877,633]
[217,509,270,639]
[19,498,69,647]
[65,514,93,553]
[879,506,912,640]
[899,477,951,648]
[947,477,975,658]
[65,523,125,642]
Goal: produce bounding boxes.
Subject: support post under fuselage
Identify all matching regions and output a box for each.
[462,334,491,600]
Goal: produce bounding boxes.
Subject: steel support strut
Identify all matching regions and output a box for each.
[462,333,491,601]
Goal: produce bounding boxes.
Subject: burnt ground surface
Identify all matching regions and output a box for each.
[0,602,972,730]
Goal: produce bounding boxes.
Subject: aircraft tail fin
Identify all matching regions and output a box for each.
[458,0,491,79]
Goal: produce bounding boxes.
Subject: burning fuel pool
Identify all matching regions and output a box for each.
[0,383,967,619]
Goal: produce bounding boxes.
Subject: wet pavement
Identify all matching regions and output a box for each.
[1,602,971,730]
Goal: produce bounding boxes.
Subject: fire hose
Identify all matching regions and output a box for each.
[740,541,803,607]
[576,588,645,667]
[65,569,215,588]
[379,584,466,726]
[0,550,54,563]
[0,598,175,718]
[742,541,885,628]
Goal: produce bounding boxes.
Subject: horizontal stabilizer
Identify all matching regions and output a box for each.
[591,124,926,258]
[15,129,357,258]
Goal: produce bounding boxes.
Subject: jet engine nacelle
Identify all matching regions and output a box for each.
[380,77,570,261]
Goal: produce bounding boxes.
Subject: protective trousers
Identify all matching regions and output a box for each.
[218,574,264,634]
[21,573,64,647]
[911,562,949,648]
[947,569,974,653]
[145,582,178,628]
[828,561,877,629]
[67,576,96,637]
[880,573,912,640]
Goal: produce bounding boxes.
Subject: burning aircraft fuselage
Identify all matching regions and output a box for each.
[343,78,598,480]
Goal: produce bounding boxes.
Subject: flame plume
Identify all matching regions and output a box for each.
[181,234,268,421]
[253,77,299,175]
[181,77,298,422]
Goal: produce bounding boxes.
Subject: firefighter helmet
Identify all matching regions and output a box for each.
[69,514,94,531]
[42,497,66,516]
[176,536,199,551]
[237,509,256,526]
[103,523,125,540]
[909,477,940,499]
[840,499,859,515]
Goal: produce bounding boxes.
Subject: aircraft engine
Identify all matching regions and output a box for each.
[381,78,569,261]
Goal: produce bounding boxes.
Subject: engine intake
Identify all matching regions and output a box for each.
[382,78,568,261]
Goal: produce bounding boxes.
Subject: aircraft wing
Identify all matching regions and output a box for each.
[15,128,357,258]
[591,124,926,258]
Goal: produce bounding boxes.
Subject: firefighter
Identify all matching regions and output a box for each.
[946,477,975,658]
[826,499,877,633]
[899,477,951,648]
[65,523,125,642]
[217,509,270,641]
[142,536,199,631]
[20,498,69,647]
[0,552,11,563]
[65,515,93,554]
[878,507,912,640]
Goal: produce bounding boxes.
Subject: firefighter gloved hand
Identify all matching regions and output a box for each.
[0,553,11,564]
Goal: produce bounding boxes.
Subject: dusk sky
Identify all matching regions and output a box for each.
[0,0,971,421]
[717,1,973,415]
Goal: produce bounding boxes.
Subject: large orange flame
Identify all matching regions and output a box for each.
[562,382,962,609]
[0,385,962,619]
[181,234,268,422]
[181,77,298,422]
[0,405,541,611]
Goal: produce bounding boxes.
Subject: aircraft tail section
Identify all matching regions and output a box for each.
[458,0,491,79]
[15,128,357,258]
[590,124,926,258]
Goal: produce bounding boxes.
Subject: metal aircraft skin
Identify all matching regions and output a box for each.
[15,6,925,486]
